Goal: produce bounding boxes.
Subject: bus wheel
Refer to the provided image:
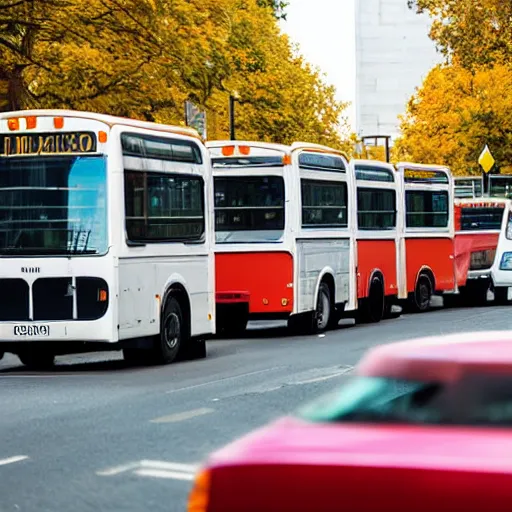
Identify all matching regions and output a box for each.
[153,297,184,365]
[0,351,3,361]
[495,286,511,305]
[358,277,384,323]
[18,349,55,370]
[411,274,432,313]
[313,282,331,333]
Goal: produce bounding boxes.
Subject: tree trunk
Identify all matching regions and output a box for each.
[0,68,23,112]
[7,68,24,111]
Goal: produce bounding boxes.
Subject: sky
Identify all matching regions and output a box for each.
[280,0,356,129]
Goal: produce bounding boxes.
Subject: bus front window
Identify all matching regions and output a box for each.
[214,176,285,243]
[0,156,108,256]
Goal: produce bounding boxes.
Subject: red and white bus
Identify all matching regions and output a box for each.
[353,161,456,315]
[395,163,456,311]
[450,198,507,305]
[207,141,357,335]
[351,160,400,322]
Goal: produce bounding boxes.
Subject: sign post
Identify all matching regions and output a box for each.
[478,144,496,195]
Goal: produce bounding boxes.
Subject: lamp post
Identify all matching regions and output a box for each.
[229,91,240,141]
[361,135,392,163]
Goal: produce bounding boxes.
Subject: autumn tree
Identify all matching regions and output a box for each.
[408,0,512,68]
[257,0,288,19]
[0,0,349,148]
[394,63,512,175]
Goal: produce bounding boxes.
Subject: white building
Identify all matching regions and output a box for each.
[355,0,441,140]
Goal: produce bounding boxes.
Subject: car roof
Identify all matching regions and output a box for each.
[357,331,512,383]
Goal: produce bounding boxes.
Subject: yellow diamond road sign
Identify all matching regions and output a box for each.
[479,145,495,174]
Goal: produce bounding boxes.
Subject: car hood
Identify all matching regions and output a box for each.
[202,417,512,512]
[209,416,512,472]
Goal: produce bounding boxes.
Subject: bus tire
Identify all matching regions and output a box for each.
[410,274,432,313]
[153,296,184,365]
[312,282,331,334]
[18,349,55,370]
[495,286,511,306]
[0,351,3,361]
[358,276,385,323]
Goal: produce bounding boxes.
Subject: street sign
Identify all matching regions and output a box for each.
[185,101,207,139]
[479,145,496,174]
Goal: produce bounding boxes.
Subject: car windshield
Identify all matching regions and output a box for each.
[214,175,285,243]
[297,374,512,427]
[0,155,107,256]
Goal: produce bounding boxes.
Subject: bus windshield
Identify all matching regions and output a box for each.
[214,176,285,243]
[0,155,107,256]
[460,207,504,231]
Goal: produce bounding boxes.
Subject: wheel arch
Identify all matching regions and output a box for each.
[366,269,385,296]
[314,267,336,309]
[162,278,191,339]
[415,266,435,292]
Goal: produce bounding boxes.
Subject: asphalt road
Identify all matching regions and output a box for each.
[1,301,512,512]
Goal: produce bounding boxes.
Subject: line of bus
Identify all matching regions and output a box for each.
[208,141,458,335]
[0,109,509,370]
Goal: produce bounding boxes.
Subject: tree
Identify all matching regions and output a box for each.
[0,0,349,150]
[257,0,289,19]
[394,62,512,175]
[408,0,512,68]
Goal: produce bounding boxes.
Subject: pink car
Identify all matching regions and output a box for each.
[188,332,512,512]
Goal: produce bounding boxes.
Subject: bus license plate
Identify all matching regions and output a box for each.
[13,325,50,337]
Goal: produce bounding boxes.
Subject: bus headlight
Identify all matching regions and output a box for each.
[500,252,512,270]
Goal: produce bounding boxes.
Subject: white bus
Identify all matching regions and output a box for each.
[0,110,215,369]
[207,141,357,335]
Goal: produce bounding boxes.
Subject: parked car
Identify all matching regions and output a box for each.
[188,331,512,512]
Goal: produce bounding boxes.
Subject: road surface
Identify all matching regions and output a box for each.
[0,303,511,512]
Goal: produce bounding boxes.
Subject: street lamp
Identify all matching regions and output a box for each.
[229,91,240,141]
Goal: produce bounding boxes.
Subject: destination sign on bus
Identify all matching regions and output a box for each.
[404,169,449,184]
[0,131,97,157]
[298,152,345,172]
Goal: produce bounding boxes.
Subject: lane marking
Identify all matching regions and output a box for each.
[96,461,140,476]
[294,367,354,385]
[97,459,199,479]
[140,460,199,473]
[0,456,28,466]
[134,468,195,481]
[150,408,214,424]
[166,367,285,394]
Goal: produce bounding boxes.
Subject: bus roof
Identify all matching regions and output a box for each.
[0,109,202,140]
[206,140,348,160]
[206,140,289,153]
[352,159,395,171]
[396,161,451,174]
